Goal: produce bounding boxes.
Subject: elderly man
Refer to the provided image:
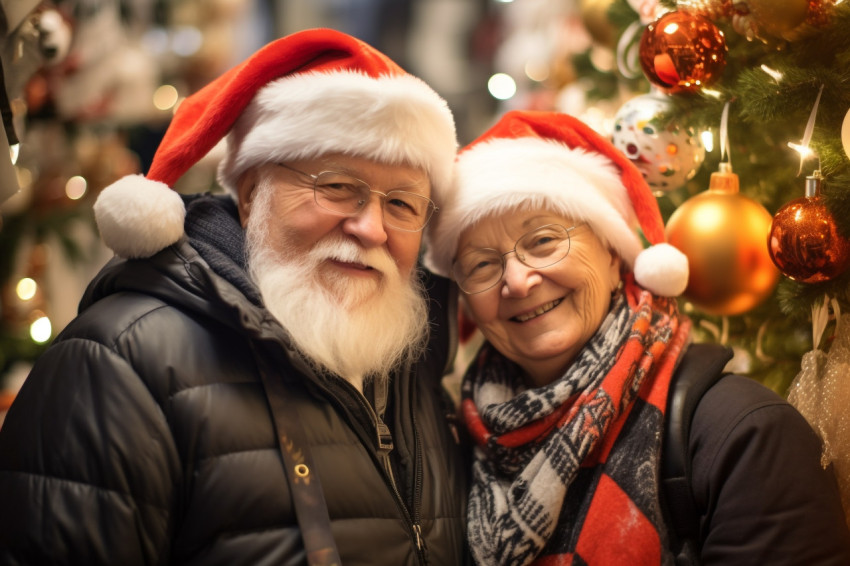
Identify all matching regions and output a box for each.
[0,29,467,565]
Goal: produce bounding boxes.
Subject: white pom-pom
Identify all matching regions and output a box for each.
[93,174,185,258]
[633,243,689,297]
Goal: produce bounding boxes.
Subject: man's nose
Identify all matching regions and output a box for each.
[341,196,388,247]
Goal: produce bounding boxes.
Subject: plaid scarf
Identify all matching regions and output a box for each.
[462,278,691,566]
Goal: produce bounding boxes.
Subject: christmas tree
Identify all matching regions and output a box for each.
[472,0,850,504]
[487,0,850,395]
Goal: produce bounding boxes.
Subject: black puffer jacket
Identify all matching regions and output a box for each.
[0,195,468,565]
[664,344,850,565]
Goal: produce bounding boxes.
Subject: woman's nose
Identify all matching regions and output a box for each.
[501,255,542,298]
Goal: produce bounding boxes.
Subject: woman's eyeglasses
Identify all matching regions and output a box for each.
[452,224,575,294]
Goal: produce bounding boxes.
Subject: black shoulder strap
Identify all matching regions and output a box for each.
[662,343,733,565]
[251,344,342,566]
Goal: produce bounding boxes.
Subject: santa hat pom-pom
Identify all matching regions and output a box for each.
[633,243,689,297]
[94,174,186,259]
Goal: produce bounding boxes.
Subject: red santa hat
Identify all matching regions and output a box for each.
[93,28,457,259]
[424,110,688,297]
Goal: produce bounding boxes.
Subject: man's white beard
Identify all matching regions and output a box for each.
[244,182,429,391]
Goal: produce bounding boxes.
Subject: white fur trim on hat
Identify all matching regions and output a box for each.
[93,174,185,258]
[424,137,644,278]
[633,243,689,297]
[217,70,457,209]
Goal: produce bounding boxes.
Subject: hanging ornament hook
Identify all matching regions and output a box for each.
[616,20,645,79]
[720,99,732,167]
[813,295,831,350]
[811,295,843,351]
[805,169,824,198]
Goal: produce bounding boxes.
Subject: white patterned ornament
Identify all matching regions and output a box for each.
[842,107,850,161]
[611,93,706,193]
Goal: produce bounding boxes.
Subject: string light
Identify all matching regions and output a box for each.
[760,65,783,82]
[65,176,87,200]
[153,85,179,111]
[487,73,517,101]
[15,278,37,301]
[29,313,52,344]
[170,26,203,57]
[524,60,549,83]
[790,84,824,174]
[787,141,814,160]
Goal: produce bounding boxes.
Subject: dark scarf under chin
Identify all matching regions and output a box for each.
[462,279,691,566]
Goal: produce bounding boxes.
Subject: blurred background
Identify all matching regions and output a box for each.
[3,0,850,422]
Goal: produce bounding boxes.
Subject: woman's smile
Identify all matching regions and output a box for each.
[511,298,563,322]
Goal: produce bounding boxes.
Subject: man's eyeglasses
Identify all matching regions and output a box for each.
[452,224,576,294]
[277,163,437,232]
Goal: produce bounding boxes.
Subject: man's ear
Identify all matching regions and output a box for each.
[236,168,259,228]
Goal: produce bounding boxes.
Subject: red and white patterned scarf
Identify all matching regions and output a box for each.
[462,277,691,566]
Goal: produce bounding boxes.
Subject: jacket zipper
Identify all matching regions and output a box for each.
[348,375,428,564]
[410,385,428,563]
[251,317,429,562]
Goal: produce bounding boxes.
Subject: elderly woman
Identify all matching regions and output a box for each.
[425,110,850,565]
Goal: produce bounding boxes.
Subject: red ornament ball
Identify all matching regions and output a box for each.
[768,195,850,283]
[639,10,727,93]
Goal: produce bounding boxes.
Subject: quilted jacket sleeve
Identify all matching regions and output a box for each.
[0,336,181,566]
[691,374,850,566]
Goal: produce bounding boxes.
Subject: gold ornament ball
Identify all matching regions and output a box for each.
[733,0,809,39]
[665,166,779,315]
[580,0,618,48]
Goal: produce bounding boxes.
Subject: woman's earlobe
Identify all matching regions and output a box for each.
[608,250,623,287]
[612,279,624,296]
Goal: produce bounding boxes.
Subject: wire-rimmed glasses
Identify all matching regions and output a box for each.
[452,224,576,294]
[277,163,437,232]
